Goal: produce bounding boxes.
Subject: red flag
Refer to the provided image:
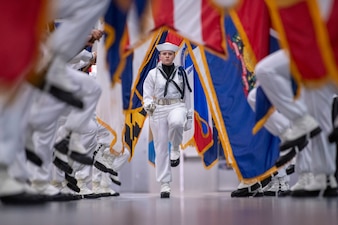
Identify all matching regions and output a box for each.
[0,0,47,87]
[229,0,272,65]
[327,0,338,69]
[265,0,338,87]
[165,31,183,46]
[147,0,227,57]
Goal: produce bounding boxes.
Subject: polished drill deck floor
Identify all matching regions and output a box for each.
[1,192,337,225]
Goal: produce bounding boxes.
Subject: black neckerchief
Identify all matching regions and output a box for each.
[158,64,192,99]
[158,64,182,98]
[178,66,192,99]
[162,64,175,78]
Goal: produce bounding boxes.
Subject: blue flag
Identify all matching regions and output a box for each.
[205,16,280,179]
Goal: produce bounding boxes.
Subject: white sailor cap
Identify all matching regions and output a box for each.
[156,42,179,52]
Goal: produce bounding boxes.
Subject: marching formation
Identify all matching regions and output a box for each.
[0,0,128,204]
[1,0,338,206]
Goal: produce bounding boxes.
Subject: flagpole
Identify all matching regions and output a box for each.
[179,148,184,193]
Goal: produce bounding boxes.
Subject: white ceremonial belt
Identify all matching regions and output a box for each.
[156,98,183,105]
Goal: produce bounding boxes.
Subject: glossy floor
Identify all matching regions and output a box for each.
[1,192,338,225]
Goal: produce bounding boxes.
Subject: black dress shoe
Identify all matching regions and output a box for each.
[324,187,338,197]
[292,187,338,198]
[232,188,264,197]
[160,192,170,198]
[46,193,81,201]
[170,158,180,167]
[0,193,47,205]
[231,182,260,197]
[111,192,120,197]
[82,193,102,199]
[290,189,308,197]
[264,190,291,197]
[231,175,273,198]
[97,192,120,198]
[97,192,112,198]
[278,190,291,197]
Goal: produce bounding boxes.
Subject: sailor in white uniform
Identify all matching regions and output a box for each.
[255,0,337,197]
[142,42,193,198]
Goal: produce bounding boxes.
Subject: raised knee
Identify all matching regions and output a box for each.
[169,120,184,130]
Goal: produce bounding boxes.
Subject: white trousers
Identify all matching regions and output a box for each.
[255,50,308,121]
[247,87,312,174]
[26,68,100,184]
[96,123,112,147]
[247,87,290,177]
[0,83,35,166]
[302,86,337,174]
[247,87,291,136]
[52,117,98,183]
[26,122,58,183]
[255,49,337,174]
[30,67,101,134]
[75,117,98,182]
[149,102,186,183]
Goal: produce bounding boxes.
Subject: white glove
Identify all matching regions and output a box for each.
[184,109,193,131]
[144,103,156,116]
